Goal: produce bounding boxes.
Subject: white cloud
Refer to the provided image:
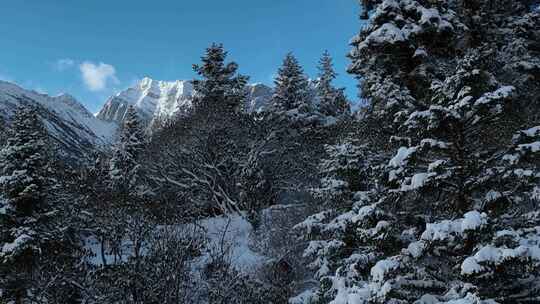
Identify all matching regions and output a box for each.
[55,58,75,71]
[79,61,119,91]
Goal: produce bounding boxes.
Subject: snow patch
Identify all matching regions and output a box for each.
[518,141,540,153]
[364,23,406,46]
[289,289,316,304]
[407,241,427,258]
[371,257,400,282]
[1,233,34,256]
[474,86,515,106]
[401,172,432,191]
[389,146,417,168]
[422,211,488,242]
[461,245,540,275]
[85,214,266,272]
[197,214,266,271]
[521,125,540,137]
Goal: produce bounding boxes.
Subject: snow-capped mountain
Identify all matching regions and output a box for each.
[96,77,273,126]
[0,80,117,160]
[246,83,273,112]
[97,77,194,125]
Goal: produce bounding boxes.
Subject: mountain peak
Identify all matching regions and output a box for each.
[140,76,154,84]
[138,77,158,91]
[53,93,91,115]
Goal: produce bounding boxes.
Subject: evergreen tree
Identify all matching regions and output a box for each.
[109,105,146,196]
[360,0,376,19]
[502,125,540,206]
[371,47,528,304]
[295,135,387,303]
[192,43,249,113]
[0,106,47,302]
[317,51,337,97]
[297,1,540,303]
[0,106,83,303]
[316,51,350,118]
[107,104,148,262]
[0,107,46,209]
[272,53,312,113]
[145,43,253,215]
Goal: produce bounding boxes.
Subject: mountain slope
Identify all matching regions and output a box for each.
[0,80,117,160]
[96,77,273,126]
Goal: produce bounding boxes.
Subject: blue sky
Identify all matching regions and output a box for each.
[0,0,364,113]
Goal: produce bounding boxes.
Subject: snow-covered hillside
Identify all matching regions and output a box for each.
[0,80,117,159]
[96,77,273,126]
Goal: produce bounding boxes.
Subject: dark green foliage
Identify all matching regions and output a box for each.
[109,105,147,196]
[0,106,85,303]
[192,43,249,113]
[316,51,350,118]
[272,53,312,113]
[297,1,540,303]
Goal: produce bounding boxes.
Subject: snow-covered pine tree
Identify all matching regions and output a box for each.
[192,43,249,113]
[316,51,350,118]
[106,104,149,267]
[0,106,46,208]
[0,106,48,302]
[388,47,517,213]
[272,53,312,113]
[294,3,467,301]
[295,0,540,303]
[371,47,529,304]
[348,0,460,133]
[109,105,146,196]
[361,3,540,301]
[360,0,377,19]
[294,135,391,304]
[463,123,540,301]
[455,0,535,48]
[490,3,540,125]
[0,106,83,303]
[502,125,540,206]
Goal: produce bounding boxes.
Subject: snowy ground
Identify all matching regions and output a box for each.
[85,213,266,272]
[195,214,266,271]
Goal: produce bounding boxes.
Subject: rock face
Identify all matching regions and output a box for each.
[0,80,117,160]
[96,77,274,127]
[96,77,194,126]
[246,83,273,113]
